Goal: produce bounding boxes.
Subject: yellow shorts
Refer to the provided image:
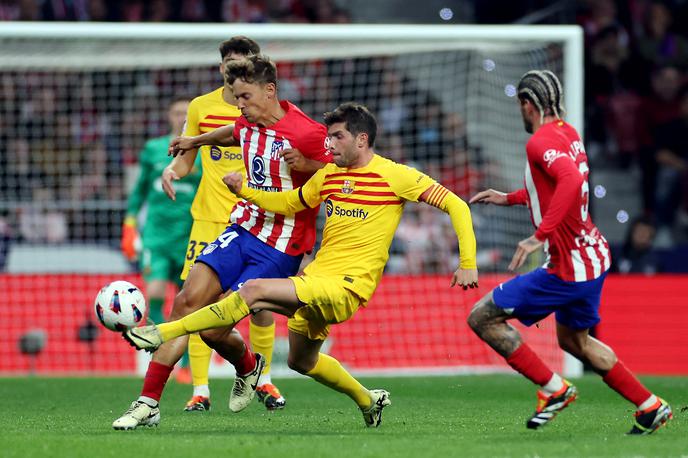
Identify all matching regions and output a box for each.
[180,220,229,280]
[287,275,363,341]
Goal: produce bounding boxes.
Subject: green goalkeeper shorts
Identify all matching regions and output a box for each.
[140,247,185,284]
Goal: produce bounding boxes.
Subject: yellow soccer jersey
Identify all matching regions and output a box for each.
[241,154,441,301]
[184,87,244,223]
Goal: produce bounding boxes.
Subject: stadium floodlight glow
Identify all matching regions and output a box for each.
[439,8,454,21]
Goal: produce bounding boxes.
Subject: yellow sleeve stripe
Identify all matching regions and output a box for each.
[426,184,450,207]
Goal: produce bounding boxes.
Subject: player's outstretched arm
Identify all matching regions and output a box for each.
[469,189,508,205]
[161,148,198,200]
[223,172,312,216]
[470,188,529,206]
[420,184,478,289]
[169,125,237,157]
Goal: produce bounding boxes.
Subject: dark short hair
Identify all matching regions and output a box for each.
[323,102,377,147]
[225,54,277,87]
[219,36,260,59]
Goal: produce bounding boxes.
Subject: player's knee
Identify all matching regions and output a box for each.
[466,310,480,333]
[198,328,222,346]
[199,327,238,347]
[557,335,582,356]
[238,279,264,305]
[287,355,315,374]
[467,299,489,333]
[169,288,198,319]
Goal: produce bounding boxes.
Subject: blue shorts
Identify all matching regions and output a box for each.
[195,224,303,292]
[492,268,607,330]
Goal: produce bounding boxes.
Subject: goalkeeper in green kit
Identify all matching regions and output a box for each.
[121,95,201,328]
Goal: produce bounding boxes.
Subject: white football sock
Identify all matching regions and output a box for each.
[541,373,565,395]
[138,396,159,407]
[638,395,658,411]
[193,384,210,398]
[259,373,271,385]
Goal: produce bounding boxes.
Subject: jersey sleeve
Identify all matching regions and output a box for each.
[294,122,332,163]
[297,166,327,206]
[182,99,200,137]
[507,188,528,206]
[386,162,437,202]
[527,136,584,241]
[126,141,154,217]
[239,167,326,215]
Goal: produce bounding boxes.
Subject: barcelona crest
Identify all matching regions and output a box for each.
[342,180,355,194]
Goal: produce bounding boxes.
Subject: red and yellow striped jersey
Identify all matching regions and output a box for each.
[299,154,435,301]
[183,87,244,223]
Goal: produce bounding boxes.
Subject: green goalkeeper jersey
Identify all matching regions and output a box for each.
[126,135,202,253]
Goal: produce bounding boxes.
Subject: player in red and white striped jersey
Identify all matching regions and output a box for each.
[164,54,331,410]
[467,70,671,435]
[504,118,610,282]
[230,99,330,255]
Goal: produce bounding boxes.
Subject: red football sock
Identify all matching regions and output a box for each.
[602,360,652,407]
[140,361,174,402]
[506,343,554,386]
[233,343,256,376]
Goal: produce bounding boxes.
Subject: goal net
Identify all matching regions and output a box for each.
[0,23,583,377]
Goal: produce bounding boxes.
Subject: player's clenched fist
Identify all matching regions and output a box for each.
[280,148,307,171]
[469,189,508,206]
[168,136,198,157]
[451,268,479,290]
[223,172,243,195]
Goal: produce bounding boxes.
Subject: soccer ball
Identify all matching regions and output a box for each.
[94,280,146,332]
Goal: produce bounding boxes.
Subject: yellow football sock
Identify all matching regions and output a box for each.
[158,292,250,342]
[188,333,212,387]
[306,353,371,408]
[250,320,275,378]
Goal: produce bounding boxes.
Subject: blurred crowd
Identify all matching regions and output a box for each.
[0,0,350,23]
[580,0,688,251]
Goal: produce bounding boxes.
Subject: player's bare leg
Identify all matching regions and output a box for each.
[115,264,239,429]
[186,279,299,413]
[287,330,390,427]
[468,292,577,430]
[556,323,672,434]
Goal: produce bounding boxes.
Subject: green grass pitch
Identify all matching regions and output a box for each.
[1,375,685,457]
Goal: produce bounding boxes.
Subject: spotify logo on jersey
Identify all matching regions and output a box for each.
[326,199,333,217]
[210,146,222,161]
[209,146,242,161]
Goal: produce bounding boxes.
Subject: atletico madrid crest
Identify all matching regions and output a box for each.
[342,180,355,194]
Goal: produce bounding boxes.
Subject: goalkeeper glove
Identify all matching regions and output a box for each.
[121,216,139,261]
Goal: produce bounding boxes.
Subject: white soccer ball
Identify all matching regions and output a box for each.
[94,280,146,332]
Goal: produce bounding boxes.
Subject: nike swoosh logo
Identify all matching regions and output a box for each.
[249,357,264,390]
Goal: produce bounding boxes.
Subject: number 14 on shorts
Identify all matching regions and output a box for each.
[196,229,239,258]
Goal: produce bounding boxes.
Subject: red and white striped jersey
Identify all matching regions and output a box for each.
[507,120,611,282]
[231,100,331,256]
